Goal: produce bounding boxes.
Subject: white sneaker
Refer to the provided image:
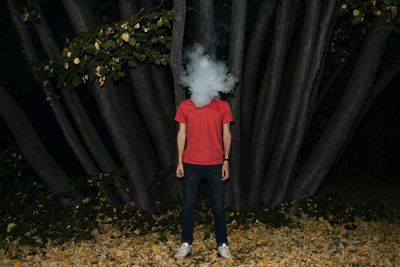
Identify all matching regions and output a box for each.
[174,242,192,258]
[217,243,232,259]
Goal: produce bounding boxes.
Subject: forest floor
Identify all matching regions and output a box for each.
[1,167,399,266]
[0,214,399,266]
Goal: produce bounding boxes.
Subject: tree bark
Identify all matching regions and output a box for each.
[226,0,247,208]
[118,0,138,19]
[118,5,181,204]
[88,63,154,211]
[247,0,291,206]
[269,0,337,209]
[9,0,99,177]
[261,0,321,207]
[7,0,119,203]
[127,66,176,169]
[61,0,159,209]
[30,0,133,203]
[311,36,364,118]
[6,0,37,62]
[61,0,98,33]
[331,57,400,177]
[240,0,277,166]
[120,0,175,124]
[140,0,156,9]
[286,17,390,200]
[0,86,75,206]
[148,65,175,123]
[170,0,186,109]
[192,0,216,55]
[118,0,166,195]
[62,89,133,203]
[26,0,59,59]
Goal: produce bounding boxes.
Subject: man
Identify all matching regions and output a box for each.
[173,96,234,259]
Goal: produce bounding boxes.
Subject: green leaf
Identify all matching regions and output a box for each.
[163,19,171,28]
[352,16,361,25]
[72,75,82,87]
[96,50,108,61]
[85,45,97,54]
[106,39,117,49]
[158,36,167,44]
[150,37,158,43]
[128,38,137,46]
[149,23,158,30]
[112,71,125,81]
[133,53,146,62]
[164,11,174,21]
[128,59,137,68]
[157,18,164,27]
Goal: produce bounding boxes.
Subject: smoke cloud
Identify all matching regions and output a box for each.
[180,44,237,108]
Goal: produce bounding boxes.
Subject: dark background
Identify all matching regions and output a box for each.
[0,0,399,206]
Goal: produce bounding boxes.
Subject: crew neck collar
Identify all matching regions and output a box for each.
[189,98,216,108]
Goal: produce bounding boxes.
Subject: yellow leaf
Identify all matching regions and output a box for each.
[121,32,130,42]
[7,223,17,232]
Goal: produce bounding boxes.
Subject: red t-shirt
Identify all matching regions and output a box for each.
[174,98,234,165]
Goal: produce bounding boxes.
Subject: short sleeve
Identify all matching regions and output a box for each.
[174,102,187,124]
[222,101,234,124]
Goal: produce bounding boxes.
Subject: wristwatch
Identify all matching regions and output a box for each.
[223,158,230,162]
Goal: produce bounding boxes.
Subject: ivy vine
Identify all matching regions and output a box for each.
[31,8,173,93]
[340,0,399,29]
[328,0,400,65]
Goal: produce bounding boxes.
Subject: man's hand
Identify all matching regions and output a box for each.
[176,162,184,178]
[222,161,230,180]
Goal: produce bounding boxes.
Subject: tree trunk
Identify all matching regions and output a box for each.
[226,0,247,208]
[88,63,154,211]
[61,0,98,33]
[240,0,277,168]
[8,0,118,203]
[170,0,186,109]
[127,66,176,168]
[0,86,75,206]
[247,0,292,206]
[118,5,181,203]
[269,0,337,209]
[62,89,133,203]
[311,36,364,118]
[331,57,400,178]
[286,17,390,200]
[6,0,37,62]
[30,0,133,203]
[118,0,137,19]
[112,80,161,194]
[26,0,59,59]
[140,0,156,9]
[148,65,175,123]
[61,0,159,209]
[192,0,216,55]
[261,0,321,207]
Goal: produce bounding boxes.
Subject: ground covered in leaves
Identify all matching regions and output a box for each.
[1,212,399,266]
[1,150,399,266]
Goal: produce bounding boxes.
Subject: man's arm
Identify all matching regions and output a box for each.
[222,122,232,180]
[176,122,186,177]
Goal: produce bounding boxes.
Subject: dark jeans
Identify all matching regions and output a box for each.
[180,162,228,247]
